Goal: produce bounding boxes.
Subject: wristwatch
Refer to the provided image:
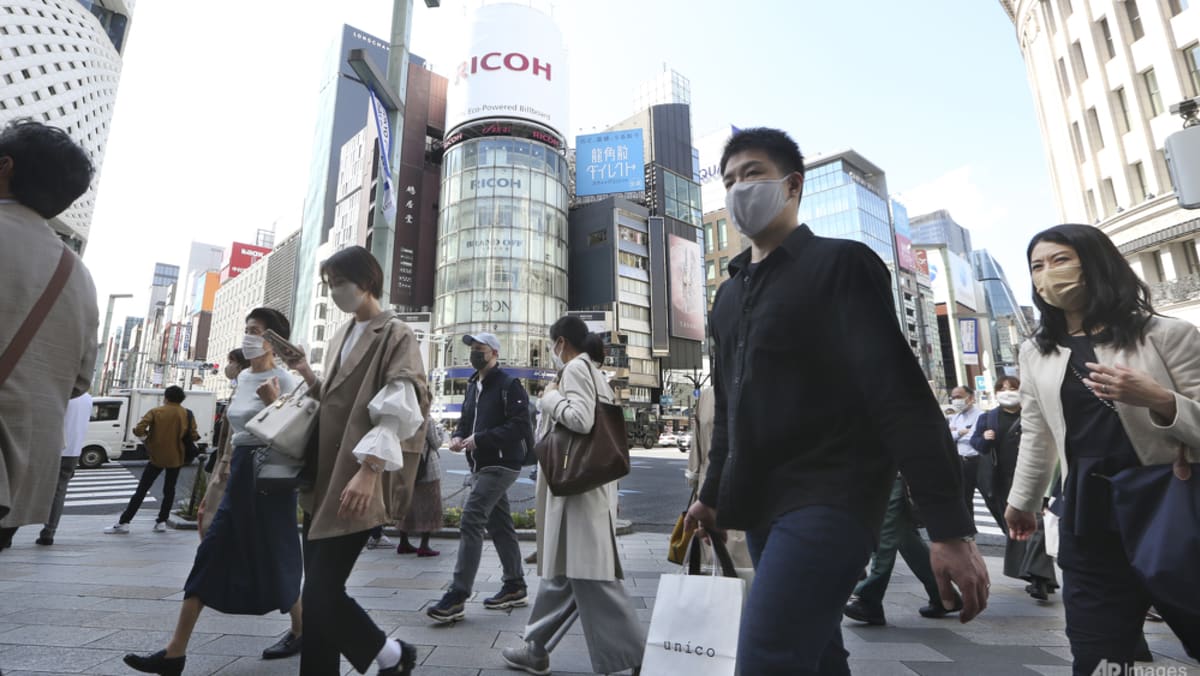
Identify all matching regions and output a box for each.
[958,535,976,543]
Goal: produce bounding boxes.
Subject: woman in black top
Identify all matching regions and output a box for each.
[971,376,1058,600]
[1005,225,1200,674]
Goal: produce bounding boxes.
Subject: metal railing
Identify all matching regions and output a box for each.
[1151,273,1200,305]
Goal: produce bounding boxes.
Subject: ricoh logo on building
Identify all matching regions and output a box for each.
[469,176,522,191]
[456,52,552,85]
[240,247,266,259]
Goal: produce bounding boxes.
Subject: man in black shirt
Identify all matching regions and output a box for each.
[685,128,989,675]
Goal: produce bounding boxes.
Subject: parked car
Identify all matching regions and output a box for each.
[656,432,678,447]
[80,389,217,469]
[676,433,691,452]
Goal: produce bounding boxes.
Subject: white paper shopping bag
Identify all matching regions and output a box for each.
[640,538,745,676]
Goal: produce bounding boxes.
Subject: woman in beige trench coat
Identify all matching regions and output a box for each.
[288,246,429,676]
[502,315,644,676]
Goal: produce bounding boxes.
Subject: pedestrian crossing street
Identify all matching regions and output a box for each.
[64,466,150,510]
[973,491,1005,537]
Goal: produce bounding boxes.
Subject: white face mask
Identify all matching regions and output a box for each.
[724,175,792,238]
[996,391,1021,408]
[951,398,967,413]
[330,282,366,313]
[242,334,267,360]
[551,341,565,370]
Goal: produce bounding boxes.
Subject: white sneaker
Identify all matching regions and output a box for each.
[366,534,393,549]
[153,522,168,533]
[104,523,129,534]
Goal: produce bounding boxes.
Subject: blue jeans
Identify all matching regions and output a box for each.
[742,505,874,675]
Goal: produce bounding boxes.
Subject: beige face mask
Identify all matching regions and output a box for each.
[1036,265,1087,312]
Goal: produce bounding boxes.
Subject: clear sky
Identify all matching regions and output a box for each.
[82,0,1056,330]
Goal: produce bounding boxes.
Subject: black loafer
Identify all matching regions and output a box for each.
[123,650,185,676]
[262,631,302,659]
[378,640,418,675]
[919,595,964,618]
[843,596,886,626]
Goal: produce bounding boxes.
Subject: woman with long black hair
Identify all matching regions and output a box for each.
[1006,224,1200,674]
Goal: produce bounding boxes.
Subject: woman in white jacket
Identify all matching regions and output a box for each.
[502,315,644,675]
[1005,224,1200,674]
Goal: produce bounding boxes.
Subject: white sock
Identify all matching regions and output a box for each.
[375,638,402,669]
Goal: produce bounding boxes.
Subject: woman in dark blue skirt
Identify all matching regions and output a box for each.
[123,308,304,676]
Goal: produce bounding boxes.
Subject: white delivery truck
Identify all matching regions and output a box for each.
[80,389,217,469]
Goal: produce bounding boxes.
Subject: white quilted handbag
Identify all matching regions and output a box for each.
[245,382,319,460]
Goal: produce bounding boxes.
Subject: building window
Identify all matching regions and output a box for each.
[1101,177,1118,216]
[1086,108,1105,151]
[1152,250,1167,280]
[1097,18,1115,60]
[1085,189,1098,222]
[1114,87,1132,133]
[619,226,647,246]
[1071,122,1086,163]
[620,304,650,322]
[704,221,714,253]
[1131,161,1149,201]
[619,276,651,296]
[1058,0,1072,15]
[706,260,716,281]
[589,229,608,246]
[1124,0,1144,41]
[619,251,648,270]
[1071,41,1088,81]
[1042,0,1057,33]
[1057,58,1071,96]
[1169,0,1189,16]
[310,347,324,365]
[1183,240,1200,274]
[717,219,728,250]
[1185,43,1200,96]
[313,325,325,342]
[719,256,730,275]
[1143,68,1164,116]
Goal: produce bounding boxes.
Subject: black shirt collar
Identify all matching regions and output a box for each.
[727,224,814,277]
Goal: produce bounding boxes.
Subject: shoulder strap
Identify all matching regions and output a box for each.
[0,245,75,388]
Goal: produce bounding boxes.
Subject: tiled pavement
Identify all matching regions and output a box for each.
[0,515,1196,675]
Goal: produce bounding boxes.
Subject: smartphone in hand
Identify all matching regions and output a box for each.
[263,329,305,364]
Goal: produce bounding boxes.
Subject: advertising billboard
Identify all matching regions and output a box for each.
[925,248,977,311]
[667,233,705,341]
[222,242,271,282]
[397,312,431,372]
[191,271,220,314]
[445,3,569,137]
[895,234,916,272]
[960,317,979,366]
[575,129,645,197]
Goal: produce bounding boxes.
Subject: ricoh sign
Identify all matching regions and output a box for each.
[445,3,569,137]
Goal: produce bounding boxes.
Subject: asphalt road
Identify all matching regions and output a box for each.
[69,447,694,534]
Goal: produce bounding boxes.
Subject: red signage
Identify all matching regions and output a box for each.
[914,248,930,277]
[456,52,551,84]
[896,234,916,272]
[221,242,271,282]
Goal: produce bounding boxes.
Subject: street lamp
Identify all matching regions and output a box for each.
[93,293,132,395]
[345,0,426,307]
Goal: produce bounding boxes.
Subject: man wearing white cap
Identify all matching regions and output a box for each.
[427,332,531,624]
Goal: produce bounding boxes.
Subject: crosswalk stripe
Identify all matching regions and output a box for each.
[65,497,156,507]
[64,466,144,511]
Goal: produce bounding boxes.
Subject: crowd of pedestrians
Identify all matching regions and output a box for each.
[2,120,1199,676]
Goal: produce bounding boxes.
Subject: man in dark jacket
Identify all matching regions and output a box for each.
[428,333,530,624]
[684,128,990,675]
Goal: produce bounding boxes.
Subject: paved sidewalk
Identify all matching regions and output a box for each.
[0,515,1196,675]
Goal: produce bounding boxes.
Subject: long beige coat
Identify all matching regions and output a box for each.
[301,311,430,540]
[0,203,98,527]
[1009,316,1200,513]
[535,353,623,581]
[689,387,754,570]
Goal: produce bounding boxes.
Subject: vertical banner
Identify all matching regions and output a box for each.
[369,87,398,227]
[648,217,670,355]
[960,317,979,366]
[667,234,705,341]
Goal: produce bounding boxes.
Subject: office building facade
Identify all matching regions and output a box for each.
[999,0,1200,324]
[973,248,1032,373]
[911,209,974,258]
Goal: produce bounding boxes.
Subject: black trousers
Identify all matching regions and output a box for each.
[119,462,179,524]
[300,517,386,675]
[1059,527,1200,675]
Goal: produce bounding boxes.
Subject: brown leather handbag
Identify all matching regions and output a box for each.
[534,360,631,496]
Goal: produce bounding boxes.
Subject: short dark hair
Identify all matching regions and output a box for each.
[1027,224,1155,355]
[321,245,383,299]
[245,307,291,340]
[0,119,94,218]
[952,385,975,397]
[164,386,186,403]
[227,348,251,369]
[550,315,605,363]
[995,376,1021,391]
[719,127,805,179]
